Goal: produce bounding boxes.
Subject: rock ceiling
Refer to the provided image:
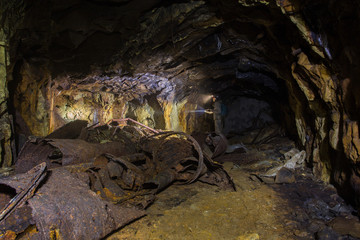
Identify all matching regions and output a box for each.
[9,0,296,101]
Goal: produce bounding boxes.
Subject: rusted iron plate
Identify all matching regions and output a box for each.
[27,168,145,240]
[15,139,136,173]
[108,118,159,134]
[0,205,34,237]
[0,163,46,222]
[45,120,88,139]
[14,140,56,174]
[47,139,133,165]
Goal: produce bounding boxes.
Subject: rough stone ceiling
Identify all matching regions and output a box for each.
[9,0,298,102]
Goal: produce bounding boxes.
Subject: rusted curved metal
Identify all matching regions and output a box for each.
[107,118,159,134]
[144,131,205,184]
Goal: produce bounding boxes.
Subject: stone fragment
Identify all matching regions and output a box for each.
[262,150,305,178]
[330,216,360,238]
[315,226,341,240]
[329,111,340,150]
[293,229,309,237]
[275,167,295,184]
[107,160,123,178]
[283,150,306,169]
[304,198,334,221]
[237,233,259,240]
[283,148,299,160]
[308,219,326,233]
[343,120,360,162]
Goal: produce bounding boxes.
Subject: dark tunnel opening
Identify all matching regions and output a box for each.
[203,71,291,135]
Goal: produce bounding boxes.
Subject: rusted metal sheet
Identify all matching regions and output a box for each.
[0,166,145,240]
[206,133,228,159]
[14,140,56,174]
[47,139,133,165]
[0,205,34,239]
[28,168,145,240]
[45,120,88,139]
[140,131,205,183]
[0,163,46,222]
[15,139,136,173]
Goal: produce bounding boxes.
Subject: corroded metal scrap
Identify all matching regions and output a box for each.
[72,130,235,208]
[140,132,204,180]
[199,153,236,191]
[15,139,136,174]
[0,164,145,240]
[139,131,234,190]
[0,162,46,222]
[45,120,88,139]
[1,120,235,239]
[205,133,228,159]
[28,168,145,240]
[0,163,46,239]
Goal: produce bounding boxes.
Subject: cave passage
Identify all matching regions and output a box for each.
[1,0,360,239]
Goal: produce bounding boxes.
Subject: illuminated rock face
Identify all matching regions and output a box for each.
[47,89,207,135]
[2,0,360,208]
[0,31,12,167]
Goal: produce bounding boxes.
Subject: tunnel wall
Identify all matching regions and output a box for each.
[278,0,360,208]
[0,30,12,167]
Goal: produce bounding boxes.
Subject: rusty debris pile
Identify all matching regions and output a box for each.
[0,119,234,239]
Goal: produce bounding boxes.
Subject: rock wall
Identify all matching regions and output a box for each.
[47,86,204,135]
[13,61,50,136]
[277,0,360,207]
[0,31,12,167]
[0,0,27,167]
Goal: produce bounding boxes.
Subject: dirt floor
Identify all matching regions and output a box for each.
[107,137,360,240]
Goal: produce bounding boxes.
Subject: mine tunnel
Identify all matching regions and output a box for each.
[1,0,360,239]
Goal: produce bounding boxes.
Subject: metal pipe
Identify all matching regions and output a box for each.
[107,118,159,134]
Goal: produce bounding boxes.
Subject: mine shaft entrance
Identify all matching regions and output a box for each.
[196,70,293,140]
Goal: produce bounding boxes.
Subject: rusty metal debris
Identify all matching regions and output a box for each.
[142,131,205,184]
[14,139,136,174]
[205,133,228,159]
[107,118,159,134]
[0,119,235,239]
[0,166,145,239]
[0,163,46,222]
[45,120,88,139]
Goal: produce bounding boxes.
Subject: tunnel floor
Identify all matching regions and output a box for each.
[108,134,360,240]
[1,123,360,239]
